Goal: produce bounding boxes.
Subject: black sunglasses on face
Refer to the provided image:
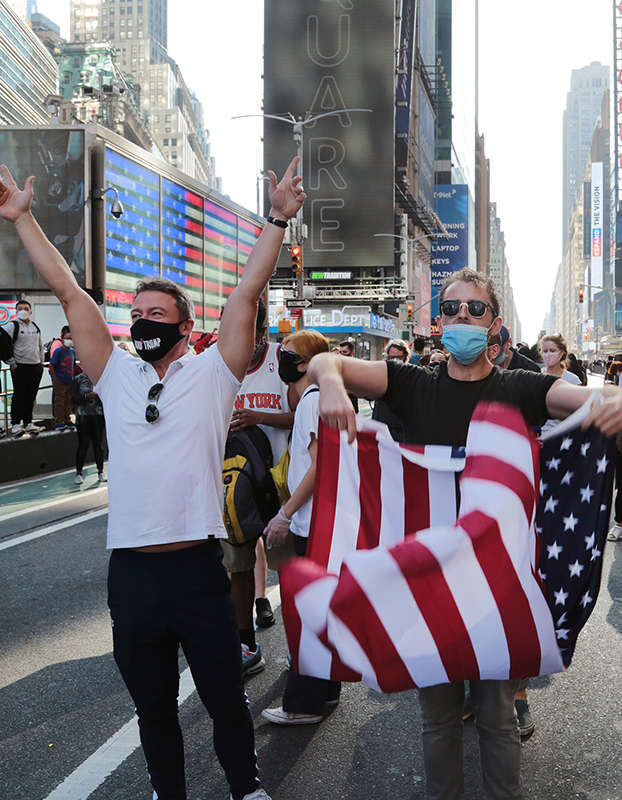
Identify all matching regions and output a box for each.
[145,382,164,424]
[439,299,493,319]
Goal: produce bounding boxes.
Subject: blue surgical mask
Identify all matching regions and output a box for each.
[441,323,494,365]
[494,348,507,367]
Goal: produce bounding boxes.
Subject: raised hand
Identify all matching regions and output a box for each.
[0,165,34,225]
[267,155,306,220]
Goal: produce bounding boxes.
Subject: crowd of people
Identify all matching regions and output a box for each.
[4,155,622,800]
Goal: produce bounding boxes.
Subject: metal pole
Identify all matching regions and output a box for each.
[293,121,305,328]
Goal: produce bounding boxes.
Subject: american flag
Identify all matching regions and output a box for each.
[280,398,613,693]
[537,414,615,666]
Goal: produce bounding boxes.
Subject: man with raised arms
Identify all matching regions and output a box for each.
[307,267,622,800]
[0,157,305,800]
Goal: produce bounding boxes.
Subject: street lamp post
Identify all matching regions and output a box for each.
[234,108,373,321]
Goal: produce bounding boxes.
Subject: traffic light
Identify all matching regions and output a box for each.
[407,303,413,322]
[291,245,302,276]
[579,285,584,304]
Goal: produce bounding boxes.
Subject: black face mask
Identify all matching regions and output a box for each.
[130,318,186,362]
[278,348,305,384]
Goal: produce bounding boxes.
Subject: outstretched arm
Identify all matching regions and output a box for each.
[546,379,622,436]
[217,156,305,381]
[0,166,113,384]
[307,353,389,443]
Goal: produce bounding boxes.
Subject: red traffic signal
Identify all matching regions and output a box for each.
[407,303,413,321]
[291,245,302,275]
[578,286,584,304]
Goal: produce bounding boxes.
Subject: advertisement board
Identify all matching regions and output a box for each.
[591,161,604,299]
[0,128,86,290]
[264,0,395,270]
[418,86,436,213]
[430,185,469,318]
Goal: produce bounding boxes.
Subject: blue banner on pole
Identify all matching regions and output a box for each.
[430,185,469,319]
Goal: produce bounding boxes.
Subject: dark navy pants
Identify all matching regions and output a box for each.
[281,535,341,715]
[108,539,259,800]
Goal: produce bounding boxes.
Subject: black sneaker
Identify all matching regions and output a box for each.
[255,597,275,628]
[515,699,535,737]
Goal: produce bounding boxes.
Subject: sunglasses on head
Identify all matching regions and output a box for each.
[145,382,164,424]
[439,300,493,319]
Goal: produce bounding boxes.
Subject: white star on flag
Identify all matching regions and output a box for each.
[561,471,574,485]
[560,437,573,451]
[545,497,559,513]
[563,513,579,531]
[547,542,563,560]
[546,457,561,471]
[557,612,568,625]
[580,485,594,504]
[584,533,595,550]
[568,560,584,577]
[555,628,570,640]
[540,480,548,496]
[591,547,602,562]
[554,588,569,605]
[581,442,591,456]
[597,456,609,474]
[580,592,593,608]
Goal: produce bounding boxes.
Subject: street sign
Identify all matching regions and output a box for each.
[289,308,303,318]
[286,299,313,309]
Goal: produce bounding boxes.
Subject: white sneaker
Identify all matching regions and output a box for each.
[230,789,272,800]
[261,706,322,725]
[97,472,107,483]
[24,423,44,433]
[608,524,622,541]
[11,424,23,437]
[74,474,84,485]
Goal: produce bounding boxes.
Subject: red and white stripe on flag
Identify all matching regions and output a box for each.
[280,401,565,693]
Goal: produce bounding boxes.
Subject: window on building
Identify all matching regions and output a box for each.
[74,8,81,16]
[62,72,72,84]
[165,126,171,133]
[138,30,143,36]
[171,138,177,145]
[109,20,114,26]
[127,29,132,36]
[163,138,169,145]
[165,113,171,121]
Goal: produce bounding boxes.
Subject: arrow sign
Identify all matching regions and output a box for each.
[286,299,313,309]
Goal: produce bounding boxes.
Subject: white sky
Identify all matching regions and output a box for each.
[35,0,613,343]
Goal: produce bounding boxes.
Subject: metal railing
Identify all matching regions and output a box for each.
[0,364,54,433]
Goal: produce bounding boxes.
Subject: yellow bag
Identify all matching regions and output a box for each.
[269,443,291,505]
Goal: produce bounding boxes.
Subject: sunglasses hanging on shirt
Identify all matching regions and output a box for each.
[145,382,164,424]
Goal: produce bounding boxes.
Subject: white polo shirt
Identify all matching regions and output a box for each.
[95,344,241,549]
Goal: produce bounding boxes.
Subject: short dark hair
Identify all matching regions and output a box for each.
[385,339,409,359]
[339,340,354,353]
[16,299,31,310]
[439,268,501,318]
[413,337,425,352]
[61,325,70,335]
[134,277,195,320]
[256,298,267,331]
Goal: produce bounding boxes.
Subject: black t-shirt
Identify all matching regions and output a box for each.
[507,348,541,373]
[381,360,558,447]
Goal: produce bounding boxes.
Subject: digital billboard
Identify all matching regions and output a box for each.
[430,185,469,319]
[264,0,395,270]
[0,128,86,290]
[103,146,262,336]
[591,161,604,299]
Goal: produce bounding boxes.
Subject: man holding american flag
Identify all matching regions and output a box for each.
[306,267,622,800]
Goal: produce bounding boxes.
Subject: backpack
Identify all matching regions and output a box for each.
[0,326,13,363]
[43,336,61,364]
[222,425,281,547]
[1,319,41,364]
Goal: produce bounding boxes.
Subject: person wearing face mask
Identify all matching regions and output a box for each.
[261,329,342,726]
[371,339,409,442]
[494,326,541,372]
[49,331,76,431]
[0,157,305,800]
[539,334,581,436]
[3,299,45,436]
[223,299,298,675]
[306,265,622,800]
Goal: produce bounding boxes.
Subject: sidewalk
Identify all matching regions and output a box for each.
[0,464,108,541]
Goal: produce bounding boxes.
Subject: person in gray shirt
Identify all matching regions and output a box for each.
[3,299,44,435]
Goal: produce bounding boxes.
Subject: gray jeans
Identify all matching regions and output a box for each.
[418,679,522,800]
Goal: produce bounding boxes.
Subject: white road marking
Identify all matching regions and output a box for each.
[0,486,108,523]
[0,508,109,551]
[43,583,282,800]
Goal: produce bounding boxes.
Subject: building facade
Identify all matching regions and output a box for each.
[0,0,58,125]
